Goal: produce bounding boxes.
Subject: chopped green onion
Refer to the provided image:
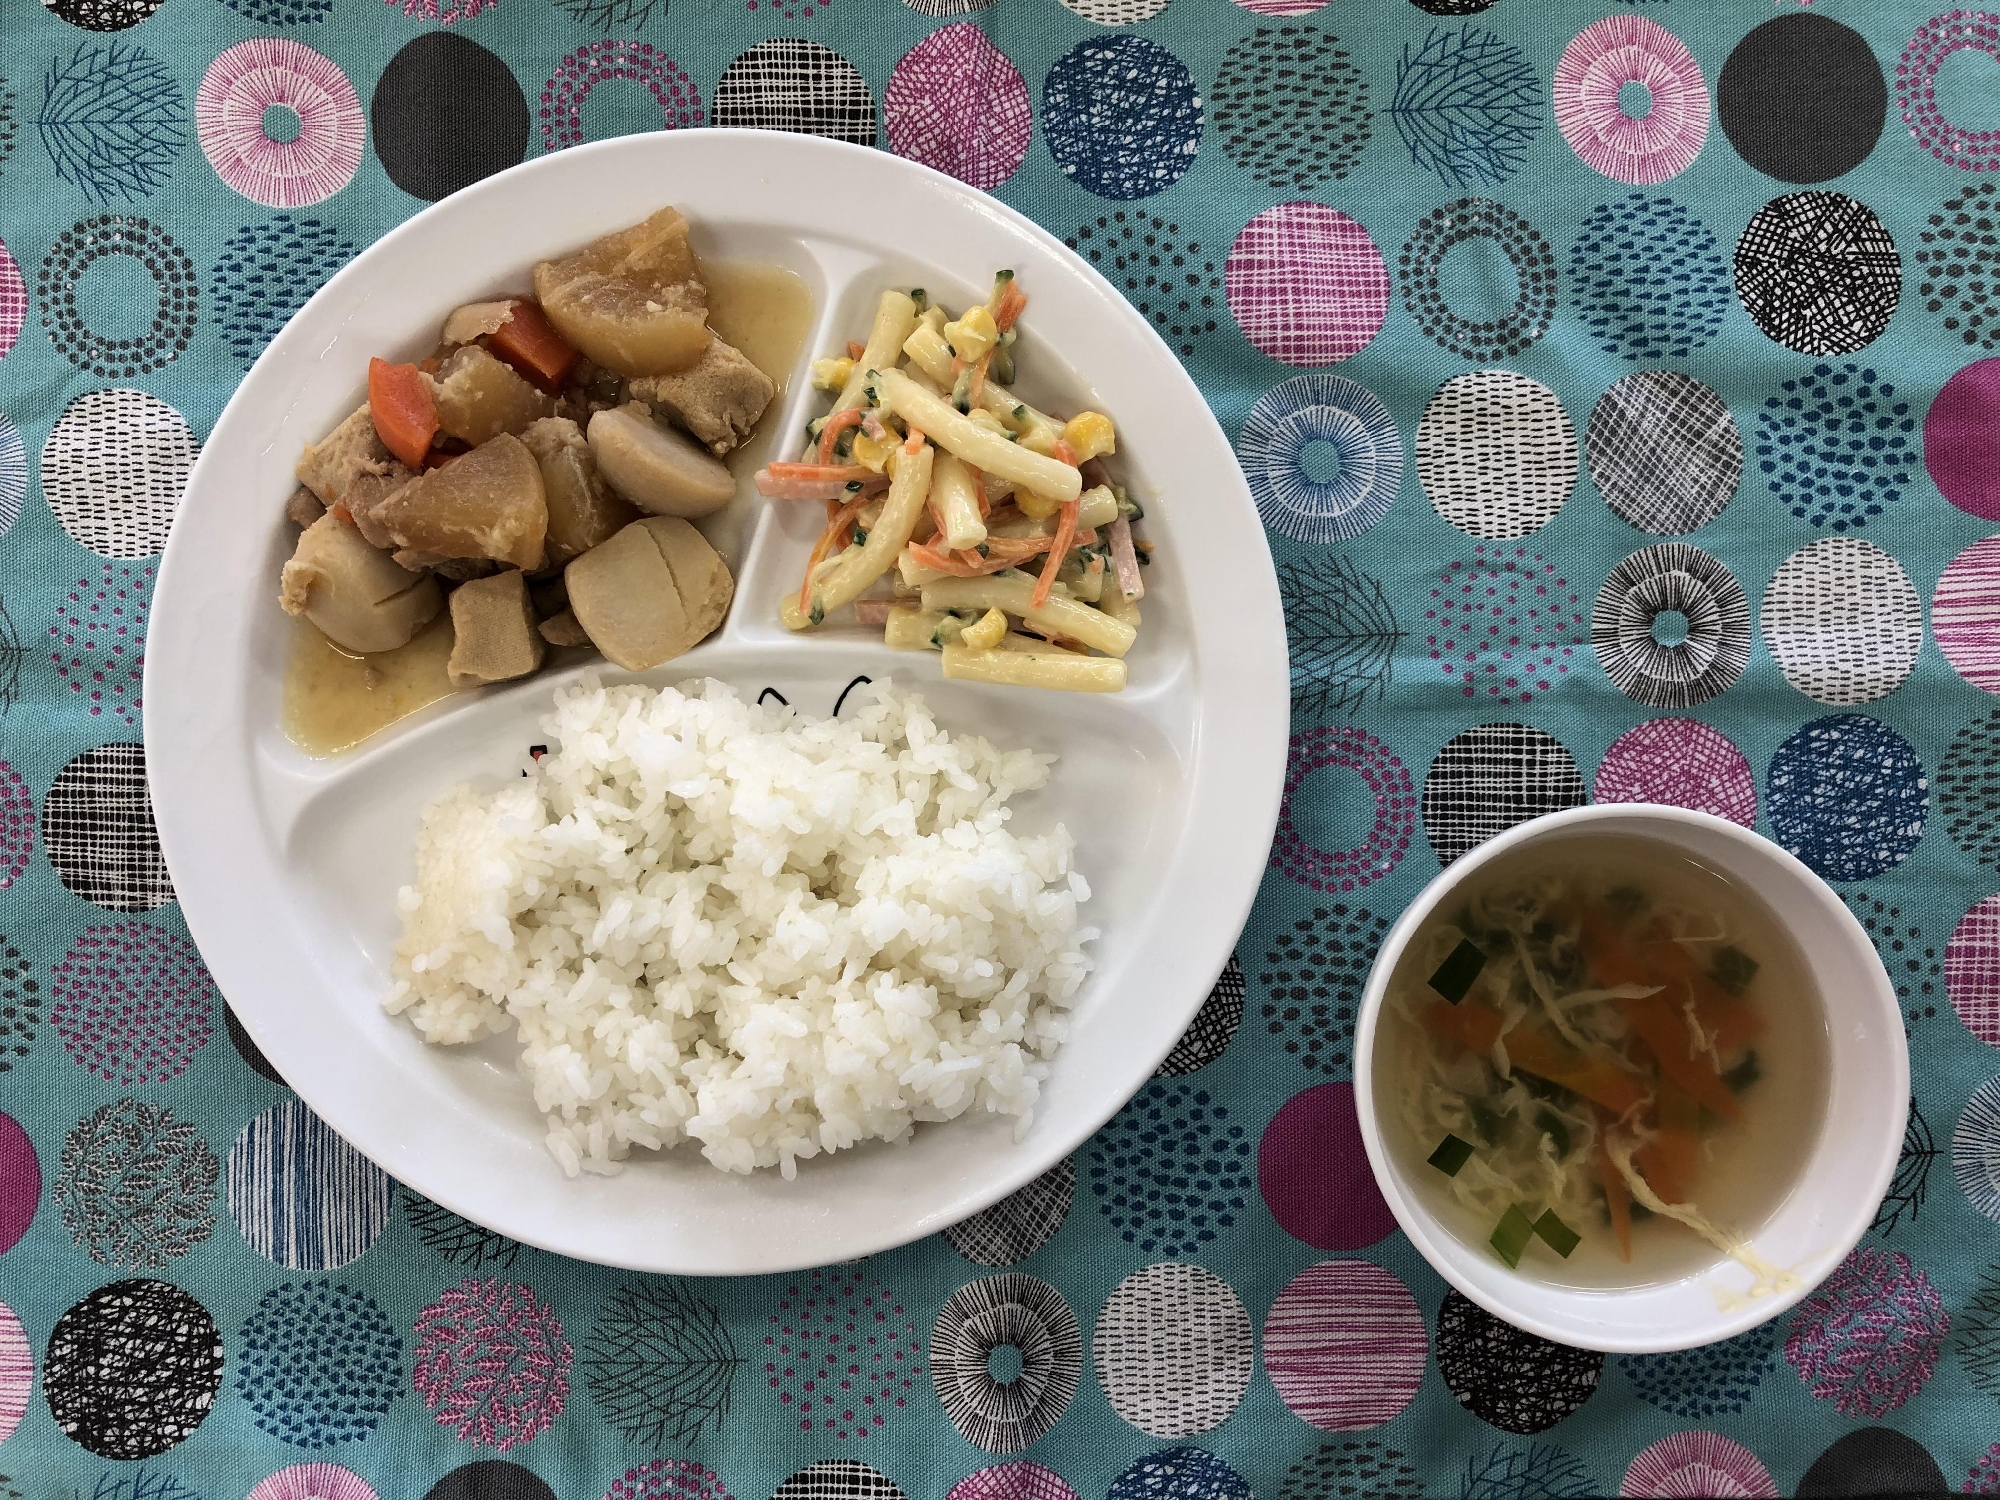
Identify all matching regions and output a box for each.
[1721,1051,1761,1093]
[1429,939,1486,1004]
[845,481,863,493]
[1427,1133,1474,1176]
[852,528,868,545]
[1535,1109,1571,1159]
[909,288,928,311]
[1712,946,1759,995]
[1469,1099,1505,1145]
[1490,1205,1536,1268]
[1533,1208,1581,1258]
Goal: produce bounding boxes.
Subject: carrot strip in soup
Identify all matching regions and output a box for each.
[1423,1001,1646,1116]
[489,300,580,393]
[1595,1122,1633,1261]
[1654,1079,1702,1191]
[1581,916,1747,1120]
[367,358,438,469]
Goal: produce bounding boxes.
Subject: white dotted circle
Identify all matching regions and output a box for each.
[1059,0,1169,21]
[1417,371,1578,539]
[1763,538,1921,705]
[1093,1262,1251,1437]
[41,390,196,559]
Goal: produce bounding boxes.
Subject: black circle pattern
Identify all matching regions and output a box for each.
[1399,198,1556,360]
[1735,192,1901,356]
[42,744,172,913]
[1410,0,1493,12]
[1941,710,2000,874]
[0,940,39,1072]
[54,1098,218,1269]
[1797,1429,1947,1498]
[1088,1081,1253,1259]
[224,1004,284,1085]
[1158,955,1244,1076]
[44,1278,223,1459]
[1588,372,1742,536]
[1068,211,1220,359]
[1258,906,1389,1078]
[1591,543,1751,710]
[712,40,877,146]
[1717,15,1887,185]
[38,216,196,378]
[1436,1290,1601,1433]
[1917,181,2000,350]
[1212,27,1369,195]
[0,81,16,172]
[773,1462,908,1500]
[1844,891,1940,1032]
[943,1158,1074,1267]
[372,36,529,202]
[930,1274,1080,1453]
[1422,724,1587,867]
[44,0,164,29]
[1279,1440,1423,1500]
[424,1464,559,1500]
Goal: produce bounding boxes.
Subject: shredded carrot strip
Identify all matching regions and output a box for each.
[967,351,991,408]
[817,407,865,464]
[767,461,877,482]
[1053,438,1077,468]
[907,543,1016,577]
[800,497,867,621]
[846,340,865,361]
[994,282,1028,331]
[1031,497,1080,609]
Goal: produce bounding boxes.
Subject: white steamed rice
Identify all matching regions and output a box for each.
[386,675,1095,1176]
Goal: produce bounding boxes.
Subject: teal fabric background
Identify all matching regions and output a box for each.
[2,0,1999,1495]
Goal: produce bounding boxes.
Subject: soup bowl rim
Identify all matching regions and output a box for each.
[1352,801,1907,1353]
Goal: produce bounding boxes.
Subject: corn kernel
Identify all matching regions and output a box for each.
[1018,488,1061,520]
[1063,412,1116,463]
[943,305,999,362]
[961,608,1008,650]
[811,357,854,392]
[966,408,1008,437]
[851,432,891,473]
[1017,424,1061,459]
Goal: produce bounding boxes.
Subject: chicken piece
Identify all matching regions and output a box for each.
[561,358,627,420]
[564,516,732,671]
[538,609,592,647]
[519,416,638,567]
[440,300,517,347]
[445,570,545,688]
[429,345,556,447]
[371,433,548,571]
[296,405,414,518]
[532,207,710,378]
[626,338,775,456]
[285,487,325,529]
[279,512,443,654]
[587,403,734,519]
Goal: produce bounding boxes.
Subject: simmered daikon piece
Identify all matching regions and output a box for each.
[372,433,548,571]
[532,207,710,378]
[429,345,556,448]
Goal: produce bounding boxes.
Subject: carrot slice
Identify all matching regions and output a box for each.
[1031,497,1079,609]
[1651,1079,1702,1193]
[1581,916,1747,1120]
[367,357,438,470]
[847,340,866,362]
[800,496,867,621]
[1423,1001,1646,1116]
[1595,1122,1633,1261]
[488,300,579,394]
[994,281,1028,331]
[1582,913,1764,1055]
[817,407,866,464]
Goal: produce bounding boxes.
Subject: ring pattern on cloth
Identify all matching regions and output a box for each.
[1436,1289,1601,1433]
[258,1466,378,1500]
[885,25,1029,190]
[1769,713,1928,881]
[1588,371,1741,535]
[1227,203,1389,366]
[38,216,195,378]
[1423,723,1587,867]
[1571,193,1731,361]
[40,388,197,559]
[1553,16,1710,186]
[1735,193,1901,356]
[1899,12,2000,171]
[931,1274,1080,1452]
[1398,198,1555,359]
[1763,539,1922,705]
[1595,718,1757,827]
[1950,895,2000,1045]
[1094,1264,1251,1438]
[1424,546,1585,707]
[1958,1076,2000,1220]
[1263,1261,1425,1431]
[712,40,876,147]
[1390,25,1542,191]
[1212,27,1370,195]
[196,39,363,208]
[943,1158,1074,1266]
[1592,543,1750,710]
[1784,1245,1947,1416]
[1756,363,1917,535]
[44,1278,223,1459]
[1269,726,1414,893]
[1279,555,1400,719]
[1919,182,2000,349]
[1417,371,1578,539]
[540,43,701,154]
[1621,1432,1779,1499]
[1238,374,1401,543]
[1042,36,1200,201]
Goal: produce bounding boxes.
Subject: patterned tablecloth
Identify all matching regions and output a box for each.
[3,0,2000,1493]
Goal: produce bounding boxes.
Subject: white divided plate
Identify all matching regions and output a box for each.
[145,131,1288,1274]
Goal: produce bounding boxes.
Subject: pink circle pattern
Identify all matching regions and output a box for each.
[0,239,22,362]
[0,1302,29,1444]
[604,1460,734,1500]
[1595,718,1757,827]
[51,561,150,728]
[52,924,217,1087]
[886,25,1032,191]
[540,43,702,153]
[1899,11,2000,170]
[1226,203,1388,366]
[764,1265,921,1440]
[1784,1245,1949,1417]
[383,0,496,22]
[1970,1442,2000,1494]
[1231,0,1324,12]
[249,1467,379,1500]
[1554,16,1710,185]
[1261,1260,1426,1430]
[1259,1082,1397,1251]
[947,1463,1080,1500]
[1620,1432,1778,1499]
[0,1115,35,1258]
[412,1278,572,1452]
[1426,546,1586,706]
[0,763,31,889]
[1927,358,2000,519]
[1268,726,1414,893]
[1948,894,2000,1045]
[196,40,364,209]
[1934,536,2000,692]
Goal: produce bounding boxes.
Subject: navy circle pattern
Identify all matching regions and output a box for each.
[1436,1290,1602,1434]
[210,220,357,370]
[1389,25,1542,191]
[1067,212,1220,359]
[37,42,185,200]
[1570,194,1731,360]
[1278,554,1400,721]
[1622,1323,1778,1420]
[1398,198,1557,360]
[1108,1448,1252,1500]
[1043,37,1201,201]
[44,1278,223,1459]
[1735,192,1901,356]
[1917,181,2000,351]
[1238,374,1401,545]
[38,215,196,378]
[1767,713,1928,881]
[1212,28,1369,196]
[1756,363,1916,534]
[1087,1081,1252,1259]
[237,1281,402,1446]
[1591,543,1751,710]
[216,0,331,24]
[1258,905,1388,1079]
[1940,708,2000,874]
[1279,1441,1422,1500]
